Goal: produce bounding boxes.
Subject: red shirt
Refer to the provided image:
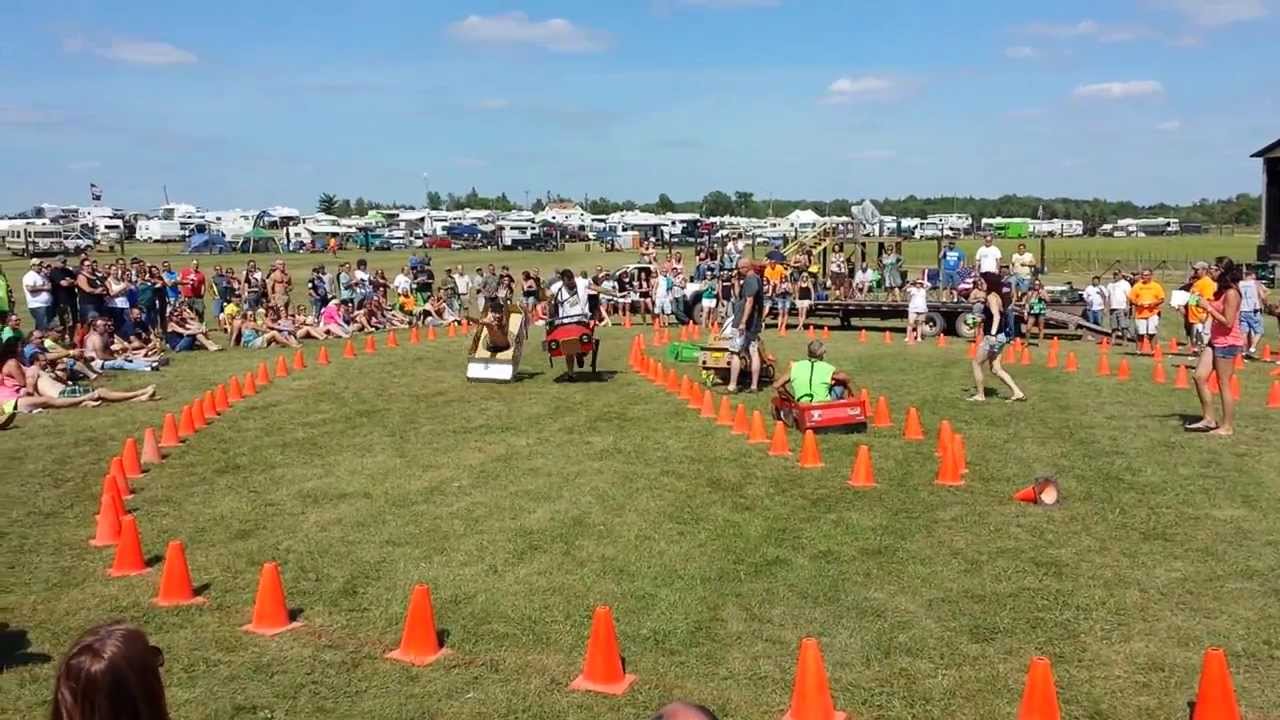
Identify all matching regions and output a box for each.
[179,268,206,298]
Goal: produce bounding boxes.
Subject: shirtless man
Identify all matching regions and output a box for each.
[84,317,158,372]
[267,259,292,310]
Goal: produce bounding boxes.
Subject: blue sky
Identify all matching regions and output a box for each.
[1,0,1275,211]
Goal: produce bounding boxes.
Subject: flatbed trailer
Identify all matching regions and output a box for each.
[797,299,1107,339]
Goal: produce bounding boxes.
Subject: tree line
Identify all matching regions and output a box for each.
[313,190,1262,228]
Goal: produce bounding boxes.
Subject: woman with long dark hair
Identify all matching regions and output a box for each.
[1187,257,1244,435]
[968,272,1026,402]
[51,623,170,720]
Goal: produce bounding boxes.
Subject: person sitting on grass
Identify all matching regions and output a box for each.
[121,307,165,356]
[772,339,852,402]
[236,312,301,350]
[424,291,458,327]
[1,337,104,414]
[264,306,312,345]
[84,317,160,372]
[285,305,331,341]
[318,299,351,338]
[164,305,222,353]
[50,622,171,720]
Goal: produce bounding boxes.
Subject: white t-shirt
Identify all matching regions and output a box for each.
[906,286,929,314]
[1083,285,1105,311]
[1240,279,1260,312]
[454,273,471,295]
[392,273,412,295]
[1106,280,1131,310]
[975,245,1002,274]
[550,278,590,321]
[22,270,52,307]
[1010,251,1035,278]
[354,269,371,290]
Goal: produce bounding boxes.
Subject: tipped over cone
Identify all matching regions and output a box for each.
[797,430,824,469]
[1016,656,1061,720]
[1013,477,1060,506]
[767,421,792,457]
[153,540,207,606]
[108,515,151,577]
[847,445,875,489]
[747,411,769,444]
[242,561,302,636]
[1190,647,1241,720]
[902,406,924,441]
[782,637,846,720]
[385,584,450,666]
[141,427,163,465]
[568,605,636,696]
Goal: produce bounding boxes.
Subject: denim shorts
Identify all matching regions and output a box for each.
[1240,310,1263,336]
[1212,344,1243,360]
[774,297,792,313]
[940,270,960,289]
[1013,275,1031,292]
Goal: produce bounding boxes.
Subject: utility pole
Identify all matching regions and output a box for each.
[422,172,430,209]
[524,189,530,210]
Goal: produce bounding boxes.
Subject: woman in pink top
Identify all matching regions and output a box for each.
[1187,257,1243,436]
[317,299,350,338]
[0,337,102,415]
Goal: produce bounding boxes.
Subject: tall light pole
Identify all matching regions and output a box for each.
[422,172,430,209]
[524,189,530,210]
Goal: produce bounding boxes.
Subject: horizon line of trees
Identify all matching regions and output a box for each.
[313,190,1263,227]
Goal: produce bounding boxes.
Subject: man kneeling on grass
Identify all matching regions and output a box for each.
[772,339,852,402]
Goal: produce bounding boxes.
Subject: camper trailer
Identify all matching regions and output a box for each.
[137,219,184,243]
[4,223,76,256]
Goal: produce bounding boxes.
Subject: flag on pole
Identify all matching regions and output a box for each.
[90,183,103,202]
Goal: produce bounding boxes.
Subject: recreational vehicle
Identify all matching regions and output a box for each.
[136,219,184,242]
[4,224,76,256]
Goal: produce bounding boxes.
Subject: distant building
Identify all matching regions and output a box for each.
[1252,137,1280,261]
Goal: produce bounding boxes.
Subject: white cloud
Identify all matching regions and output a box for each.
[1163,0,1267,26]
[1156,119,1183,131]
[68,160,102,171]
[1018,18,1147,42]
[822,75,896,104]
[93,38,197,65]
[472,98,511,110]
[849,150,897,161]
[1004,45,1039,59]
[1072,80,1165,99]
[447,12,611,53]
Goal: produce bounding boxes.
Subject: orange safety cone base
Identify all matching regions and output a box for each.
[154,594,208,608]
[108,565,153,578]
[241,619,303,636]
[783,712,847,720]
[385,645,452,667]
[568,671,637,696]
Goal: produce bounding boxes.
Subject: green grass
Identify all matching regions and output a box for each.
[3,315,1280,718]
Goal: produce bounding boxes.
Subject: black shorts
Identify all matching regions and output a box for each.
[587,294,600,315]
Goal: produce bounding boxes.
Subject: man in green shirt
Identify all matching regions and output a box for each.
[772,340,852,402]
[0,266,12,323]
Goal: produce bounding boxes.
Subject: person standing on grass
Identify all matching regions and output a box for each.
[266,259,291,311]
[938,239,966,302]
[727,258,765,393]
[1185,261,1217,353]
[773,271,793,332]
[1239,269,1267,357]
[1082,275,1105,329]
[1127,269,1165,350]
[969,272,1026,403]
[1023,278,1050,344]
[1105,270,1132,346]
[795,272,814,330]
[1009,242,1035,302]
[74,258,107,328]
[178,259,207,322]
[1187,258,1243,436]
[51,623,171,720]
[22,259,53,331]
[905,277,929,343]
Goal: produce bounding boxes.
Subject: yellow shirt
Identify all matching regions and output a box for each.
[764,264,786,287]
[1128,281,1165,319]
[1188,277,1216,324]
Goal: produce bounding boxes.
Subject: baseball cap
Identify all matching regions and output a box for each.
[29,258,42,266]
[1192,261,1210,270]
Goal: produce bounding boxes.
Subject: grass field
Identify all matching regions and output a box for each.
[2,238,1279,718]
[3,295,1280,718]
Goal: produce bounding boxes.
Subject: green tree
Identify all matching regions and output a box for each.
[464,187,481,208]
[702,190,734,217]
[316,192,338,215]
[334,199,352,218]
[531,198,546,213]
[426,191,443,210]
[445,193,463,211]
[353,197,368,216]
[655,193,676,214]
[733,191,756,217]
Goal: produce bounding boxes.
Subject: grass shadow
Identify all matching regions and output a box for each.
[289,608,305,623]
[0,623,53,670]
[192,582,212,599]
[553,371,618,384]
[511,370,543,383]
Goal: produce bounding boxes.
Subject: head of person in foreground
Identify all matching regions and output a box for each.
[51,623,169,720]
[650,701,719,720]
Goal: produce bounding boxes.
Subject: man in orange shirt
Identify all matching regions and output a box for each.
[1127,269,1165,348]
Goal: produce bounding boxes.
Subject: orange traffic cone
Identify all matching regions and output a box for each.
[1020,347,1032,366]
[821,326,830,340]
[1046,350,1059,369]
[935,419,953,457]
[461,317,471,334]
[1267,380,1280,409]
[316,346,330,366]
[686,384,703,410]
[935,438,964,487]
[678,324,689,342]
[806,325,816,339]
[141,428,163,465]
[622,315,632,329]
[730,403,749,435]
[89,479,123,547]
[109,457,133,499]
[177,405,196,439]
[747,411,769,444]
[447,323,456,338]
[883,329,892,344]
[214,384,230,413]
[409,325,423,345]
[242,561,303,636]
[108,515,151,577]
[365,334,378,354]
[385,584,450,666]
[292,349,307,370]
[859,329,867,343]
[242,372,258,397]
[1175,364,1191,389]
[1190,647,1240,720]
[677,375,692,401]
[568,605,636,695]
[1232,352,1244,371]
[953,433,968,476]
[1153,362,1168,385]
[871,395,892,428]
[1095,353,1111,376]
[935,333,946,348]
[1064,352,1078,373]
[162,412,183,447]
[1139,336,1152,354]
[427,325,438,341]
[1115,358,1131,381]
[343,339,358,358]
[1263,344,1273,362]
[797,430,824,469]
[1228,374,1241,401]
[153,540,207,607]
[121,437,144,480]
[1012,477,1059,506]
[967,341,977,358]
[902,406,924,441]
[1153,344,1164,362]
[767,421,792,457]
[858,387,870,408]
[1208,371,1220,395]
[848,445,875,489]
[274,354,289,379]
[665,368,679,394]
[387,330,400,348]
[1004,344,1017,364]
[781,637,847,720]
[201,390,218,421]
[716,396,734,427]
[256,361,271,386]
[1016,656,1061,720]
[228,375,244,403]
[699,389,717,419]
